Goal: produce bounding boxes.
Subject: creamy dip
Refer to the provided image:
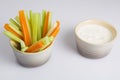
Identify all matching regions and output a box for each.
[77,24,113,44]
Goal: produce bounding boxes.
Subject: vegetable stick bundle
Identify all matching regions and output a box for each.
[3,10,60,53]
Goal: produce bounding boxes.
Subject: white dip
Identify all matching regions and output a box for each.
[77,24,113,44]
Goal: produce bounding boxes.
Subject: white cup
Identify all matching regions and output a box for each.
[74,20,117,59]
[10,40,53,67]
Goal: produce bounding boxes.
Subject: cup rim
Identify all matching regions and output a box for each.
[74,19,117,46]
[10,40,54,55]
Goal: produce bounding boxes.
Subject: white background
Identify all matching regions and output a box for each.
[0,0,120,80]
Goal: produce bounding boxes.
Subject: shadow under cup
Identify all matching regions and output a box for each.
[10,40,53,67]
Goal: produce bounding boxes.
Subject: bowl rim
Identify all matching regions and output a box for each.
[10,40,54,55]
[74,19,117,46]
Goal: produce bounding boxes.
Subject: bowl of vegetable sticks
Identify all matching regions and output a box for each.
[3,10,60,67]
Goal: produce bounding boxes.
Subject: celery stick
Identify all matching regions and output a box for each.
[9,24,23,36]
[48,12,52,30]
[29,10,32,21]
[20,40,26,49]
[9,22,20,30]
[3,31,21,42]
[30,10,33,43]
[3,31,27,51]
[14,16,20,23]
[20,40,28,51]
[49,36,54,42]
[21,47,28,52]
[41,10,46,37]
[9,18,21,29]
[40,36,54,50]
[29,10,33,29]
[41,36,50,44]
[40,42,50,51]
[25,11,31,39]
[32,13,38,43]
[14,16,21,29]
[37,13,42,40]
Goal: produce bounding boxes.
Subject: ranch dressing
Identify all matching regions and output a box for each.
[77,24,113,44]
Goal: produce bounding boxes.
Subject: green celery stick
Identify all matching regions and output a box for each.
[3,31,27,51]
[29,10,32,22]
[9,18,21,29]
[20,40,28,51]
[21,46,28,52]
[3,31,21,42]
[32,13,38,43]
[30,10,33,43]
[9,24,23,36]
[40,36,54,50]
[37,13,42,40]
[29,10,33,29]
[14,16,20,24]
[25,11,31,39]
[41,36,50,44]
[41,10,46,37]
[40,36,53,45]
[9,22,20,30]
[14,16,19,22]
[20,40,26,49]
[49,36,54,42]
[48,12,52,30]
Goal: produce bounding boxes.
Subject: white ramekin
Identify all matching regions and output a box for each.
[74,20,117,59]
[10,40,53,67]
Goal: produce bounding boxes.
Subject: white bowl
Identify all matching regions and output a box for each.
[10,40,53,67]
[74,20,117,59]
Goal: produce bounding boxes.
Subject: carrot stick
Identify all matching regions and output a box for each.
[19,10,31,46]
[49,21,60,37]
[42,11,50,37]
[46,23,56,36]
[26,36,53,52]
[4,24,23,40]
[26,40,44,52]
[50,26,60,37]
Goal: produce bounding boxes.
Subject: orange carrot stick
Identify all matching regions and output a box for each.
[49,21,60,37]
[50,26,60,37]
[4,24,23,40]
[42,11,50,37]
[26,41,44,52]
[19,10,31,46]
